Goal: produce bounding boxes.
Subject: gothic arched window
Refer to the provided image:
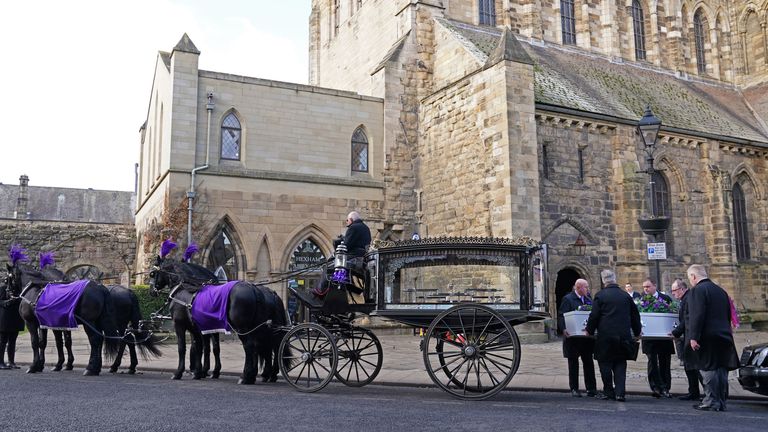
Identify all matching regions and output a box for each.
[207,229,238,282]
[479,0,496,26]
[221,113,241,160]
[351,127,369,172]
[561,0,576,45]
[694,10,707,74]
[732,183,751,261]
[652,171,673,253]
[632,0,646,60]
[652,171,670,217]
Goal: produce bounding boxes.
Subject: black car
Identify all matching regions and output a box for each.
[738,342,768,396]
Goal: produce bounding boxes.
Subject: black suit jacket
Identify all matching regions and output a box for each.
[343,219,371,257]
[586,284,642,362]
[558,291,595,358]
[641,292,676,355]
[687,279,740,371]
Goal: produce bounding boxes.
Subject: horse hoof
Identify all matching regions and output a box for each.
[65,364,74,371]
[211,372,220,379]
[127,369,136,375]
[193,373,205,380]
[171,374,182,380]
[83,369,100,376]
[53,365,63,372]
[269,376,278,383]
[109,367,118,374]
[26,368,36,374]
[237,378,255,385]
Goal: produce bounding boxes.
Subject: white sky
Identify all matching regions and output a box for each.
[0,0,311,191]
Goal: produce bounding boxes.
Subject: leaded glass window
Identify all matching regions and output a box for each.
[632,0,646,60]
[694,10,707,73]
[351,127,369,173]
[732,183,751,261]
[561,0,576,45]
[207,230,238,282]
[479,0,496,26]
[652,171,670,217]
[221,113,241,160]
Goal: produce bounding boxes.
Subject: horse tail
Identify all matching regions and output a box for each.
[127,289,162,360]
[269,291,291,372]
[96,283,122,362]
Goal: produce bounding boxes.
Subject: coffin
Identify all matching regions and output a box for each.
[640,312,678,339]
[563,310,592,337]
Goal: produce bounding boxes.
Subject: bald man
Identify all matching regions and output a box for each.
[557,278,597,397]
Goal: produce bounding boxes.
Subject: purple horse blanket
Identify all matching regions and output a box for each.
[190,281,238,334]
[35,280,90,330]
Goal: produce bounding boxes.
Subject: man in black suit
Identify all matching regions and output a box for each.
[669,278,702,401]
[687,265,740,412]
[343,211,372,257]
[557,279,597,397]
[640,278,675,398]
[624,283,641,300]
[586,269,642,402]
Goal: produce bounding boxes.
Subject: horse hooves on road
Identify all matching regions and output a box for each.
[53,365,63,372]
[65,365,74,371]
[83,370,100,376]
[127,369,136,375]
[237,378,255,385]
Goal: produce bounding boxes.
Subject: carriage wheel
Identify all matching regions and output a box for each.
[279,323,338,393]
[422,304,521,400]
[334,327,383,387]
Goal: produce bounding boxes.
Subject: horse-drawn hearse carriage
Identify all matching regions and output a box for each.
[282,236,549,400]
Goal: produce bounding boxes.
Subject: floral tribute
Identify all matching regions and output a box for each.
[576,297,593,311]
[636,294,678,314]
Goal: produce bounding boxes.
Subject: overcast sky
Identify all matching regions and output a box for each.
[0,0,311,191]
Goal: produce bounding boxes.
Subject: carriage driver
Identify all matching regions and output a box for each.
[343,211,372,257]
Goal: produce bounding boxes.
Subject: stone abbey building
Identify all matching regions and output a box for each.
[135,0,768,324]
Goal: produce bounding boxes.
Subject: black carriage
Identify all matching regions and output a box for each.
[281,236,549,400]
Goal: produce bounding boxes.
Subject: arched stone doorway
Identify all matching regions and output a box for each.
[554,267,582,334]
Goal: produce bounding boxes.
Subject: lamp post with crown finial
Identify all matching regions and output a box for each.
[635,106,668,288]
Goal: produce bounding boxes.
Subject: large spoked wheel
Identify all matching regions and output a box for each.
[279,323,338,393]
[334,327,383,387]
[423,304,521,400]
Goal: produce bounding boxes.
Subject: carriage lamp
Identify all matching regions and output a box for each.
[334,242,349,270]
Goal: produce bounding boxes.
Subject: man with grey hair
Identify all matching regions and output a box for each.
[670,278,702,401]
[586,269,642,402]
[557,278,597,397]
[343,211,371,257]
[686,265,739,411]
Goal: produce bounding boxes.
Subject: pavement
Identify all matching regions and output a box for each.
[9,325,768,401]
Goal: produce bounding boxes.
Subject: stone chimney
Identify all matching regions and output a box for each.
[15,174,29,219]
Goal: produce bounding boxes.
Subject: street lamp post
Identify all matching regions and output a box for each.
[636,106,668,287]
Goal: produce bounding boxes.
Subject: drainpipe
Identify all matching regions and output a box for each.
[187,92,215,246]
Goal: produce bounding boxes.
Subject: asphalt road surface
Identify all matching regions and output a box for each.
[1,369,766,432]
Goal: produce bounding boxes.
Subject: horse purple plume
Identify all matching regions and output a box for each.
[183,243,199,262]
[40,252,55,269]
[160,238,178,258]
[9,244,29,265]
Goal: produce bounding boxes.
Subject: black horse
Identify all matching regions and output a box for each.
[6,262,160,375]
[149,256,288,384]
[107,285,163,374]
[38,265,75,371]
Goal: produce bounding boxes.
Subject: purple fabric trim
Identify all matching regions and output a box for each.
[331,268,349,283]
[35,280,90,330]
[190,281,238,334]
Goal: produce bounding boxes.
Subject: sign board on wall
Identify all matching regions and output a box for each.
[647,242,667,260]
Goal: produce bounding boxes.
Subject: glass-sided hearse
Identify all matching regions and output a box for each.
[282,236,549,400]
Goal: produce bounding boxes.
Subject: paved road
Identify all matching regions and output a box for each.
[0,369,765,432]
[10,327,768,400]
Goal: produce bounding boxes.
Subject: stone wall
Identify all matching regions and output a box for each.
[0,219,135,285]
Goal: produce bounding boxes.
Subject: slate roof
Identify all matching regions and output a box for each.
[435,19,768,145]
[0,183,135,224]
